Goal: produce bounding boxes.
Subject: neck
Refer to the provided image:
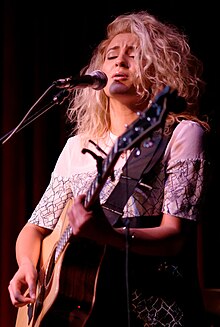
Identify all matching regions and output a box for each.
[109,101,149,136]
[110,112,138,136]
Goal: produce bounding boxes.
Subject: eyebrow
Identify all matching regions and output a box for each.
[106,45,137,53]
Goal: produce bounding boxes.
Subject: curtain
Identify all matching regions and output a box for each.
[0,1,219,326]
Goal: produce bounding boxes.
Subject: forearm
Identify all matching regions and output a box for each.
[16,223,49,268]
[68,198,188,257]
[113,225,186,256]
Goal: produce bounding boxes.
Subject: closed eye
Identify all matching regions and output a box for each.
[107,56,118,60]
[107,55,135,60]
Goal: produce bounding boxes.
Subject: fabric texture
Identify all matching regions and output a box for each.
[29,120,207,227]
[28,119,209,326]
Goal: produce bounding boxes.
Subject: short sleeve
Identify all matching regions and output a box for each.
[162,120,209,221]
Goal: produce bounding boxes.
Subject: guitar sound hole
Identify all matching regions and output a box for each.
[45,249,56,286]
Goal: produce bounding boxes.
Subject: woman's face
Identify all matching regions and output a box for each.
[102,33,141,103]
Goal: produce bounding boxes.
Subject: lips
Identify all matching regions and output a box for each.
[112,72,128,81]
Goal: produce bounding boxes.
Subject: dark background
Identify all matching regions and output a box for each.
[0,1,219,326]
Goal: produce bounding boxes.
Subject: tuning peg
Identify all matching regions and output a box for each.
[134,147,141,157]
[143,137,154,148]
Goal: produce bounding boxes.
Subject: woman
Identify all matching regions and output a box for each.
[9,10,210,326]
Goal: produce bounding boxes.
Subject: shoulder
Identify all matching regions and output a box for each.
[65,134,82,148]
[54,134,101,175]
[173,120,205,139]
[61,134,87,157]
[53,135,86,174]
[171,120,206,147]
[164,120,207,160]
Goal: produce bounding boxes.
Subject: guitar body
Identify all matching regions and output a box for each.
[16,199,106,327]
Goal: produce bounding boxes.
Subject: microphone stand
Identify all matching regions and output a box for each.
[0,85,70,145]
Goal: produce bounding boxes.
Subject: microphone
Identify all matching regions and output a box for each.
[53,70,108,90]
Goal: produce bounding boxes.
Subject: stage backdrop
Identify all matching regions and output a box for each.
[0,1,219,326]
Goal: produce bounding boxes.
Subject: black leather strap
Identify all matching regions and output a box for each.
[102,127,172,226]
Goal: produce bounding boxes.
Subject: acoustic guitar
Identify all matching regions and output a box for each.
[15,85,175,326]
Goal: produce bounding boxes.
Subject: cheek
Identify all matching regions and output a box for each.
[101,63,111,77]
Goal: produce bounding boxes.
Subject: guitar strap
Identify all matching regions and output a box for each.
[102,125,175,227]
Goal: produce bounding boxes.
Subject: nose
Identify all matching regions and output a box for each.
[115,54,129,68]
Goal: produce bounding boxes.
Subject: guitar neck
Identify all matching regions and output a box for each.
[84,146,121,209]
[55,223,73,262]
[55,147,120,262]
[54,85,175,262]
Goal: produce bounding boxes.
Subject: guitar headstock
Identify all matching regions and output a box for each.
[116,85,176,154]
[84,85,182,208]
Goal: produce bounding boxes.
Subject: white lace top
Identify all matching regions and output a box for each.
[28,120,208,229]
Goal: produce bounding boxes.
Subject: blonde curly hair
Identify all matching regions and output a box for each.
[67,11,209,143]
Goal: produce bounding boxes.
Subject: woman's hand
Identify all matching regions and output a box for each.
[8,261,37,307]
[68,194,115,244]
